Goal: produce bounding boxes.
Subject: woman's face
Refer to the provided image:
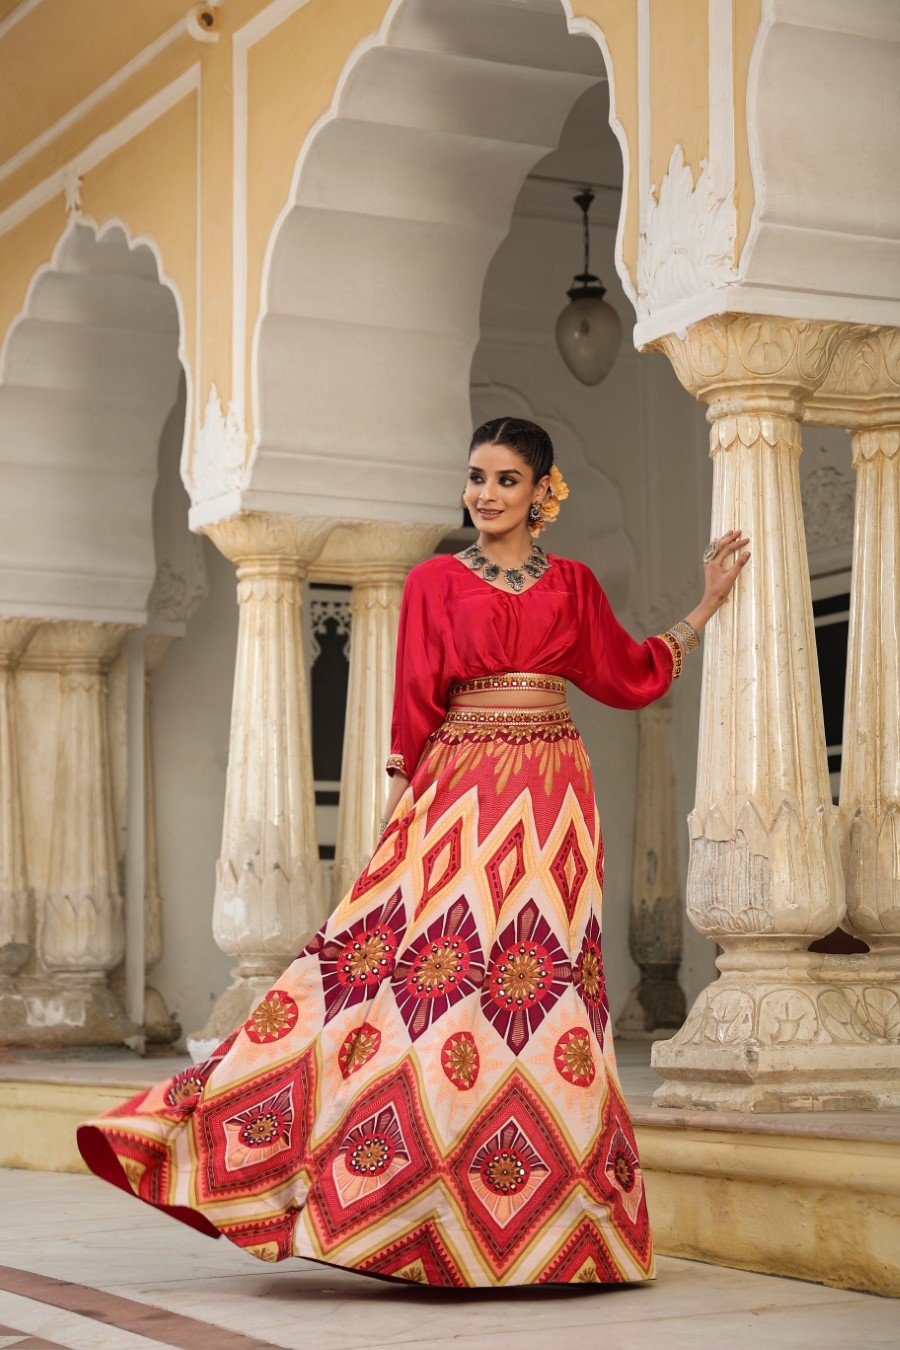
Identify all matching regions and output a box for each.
[464,442,549,537]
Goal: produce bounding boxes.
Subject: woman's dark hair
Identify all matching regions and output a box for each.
[468,417,554,485]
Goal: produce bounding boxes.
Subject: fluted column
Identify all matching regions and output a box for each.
[825,328,900,971]
[648,314,852,1110]
[310,523,452,904]
[619,696,685,1036]
[25,621,135,1043]
[187,512,332,1059]
[843,424,900,950]
[141,635,181,1043]
[0,619,37,1039]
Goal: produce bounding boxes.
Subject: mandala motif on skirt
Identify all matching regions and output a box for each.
[338,1023,382,1078]
[310,887,406,1023]
[573,913,609,1046]
[392,895,484,1041]
[245,989,299,1044]
[308,1063,437,1248]
[584,1081,651,1264]
[482,898,571,1054]
[222,1083,295,1173]
[333,1103,412,1206]
[449,1074,574,1271]
[441,1030,480,1091]
[194,1052,315,1202]
[162,1063,215,1113]
[554,1026,596,1086]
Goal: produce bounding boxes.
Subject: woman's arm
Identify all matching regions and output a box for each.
[381,768,410,827]
[567,529,750,707]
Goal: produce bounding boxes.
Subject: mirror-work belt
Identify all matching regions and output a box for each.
[447,671,566,697]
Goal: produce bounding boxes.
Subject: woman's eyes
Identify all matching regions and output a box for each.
[469,476,516,486]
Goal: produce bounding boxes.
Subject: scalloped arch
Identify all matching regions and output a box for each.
[236,0,628,532]
[0,216,188,621]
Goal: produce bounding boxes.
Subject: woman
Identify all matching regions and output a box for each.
[77,417,749,1288]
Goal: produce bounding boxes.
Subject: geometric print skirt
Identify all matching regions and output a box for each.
[77,697,656,1287]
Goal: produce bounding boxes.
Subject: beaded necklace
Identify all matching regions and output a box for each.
[456,540,551,593]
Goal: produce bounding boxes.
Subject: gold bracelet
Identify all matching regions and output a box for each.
[656,630,683,679]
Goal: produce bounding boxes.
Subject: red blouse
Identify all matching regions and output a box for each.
[386,552,675,779]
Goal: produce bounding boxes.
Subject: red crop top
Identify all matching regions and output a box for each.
[385,552,675,779]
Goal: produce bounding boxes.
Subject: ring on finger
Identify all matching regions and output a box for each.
[703,538,720,564]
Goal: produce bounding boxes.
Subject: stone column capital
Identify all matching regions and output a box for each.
[0,618,38,669]
[808,324,900,429]
[307,520,454,586]
[648,313,850,414]
[20,621,132,671]
[200,511,334,572]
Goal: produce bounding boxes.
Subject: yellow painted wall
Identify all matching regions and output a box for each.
[0,195,68,351]
[0,0,187,163]
[572,0,639,286]
[80,94,199,398]
[649,0,709,193]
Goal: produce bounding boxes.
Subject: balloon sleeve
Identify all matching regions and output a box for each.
[385,567,449,778]
[568,563,675,708]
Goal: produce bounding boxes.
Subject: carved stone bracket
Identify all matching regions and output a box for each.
[637,146,736,320]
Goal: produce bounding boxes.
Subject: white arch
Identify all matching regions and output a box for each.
[0,215,190,622]
[237,0,628,533]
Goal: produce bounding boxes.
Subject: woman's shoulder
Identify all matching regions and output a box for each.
[401,553,459,598]
[547,553,593,583]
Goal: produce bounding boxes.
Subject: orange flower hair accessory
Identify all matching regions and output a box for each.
[529,463,570,537]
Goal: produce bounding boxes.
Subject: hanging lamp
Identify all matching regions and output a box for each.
[555,188,621,386]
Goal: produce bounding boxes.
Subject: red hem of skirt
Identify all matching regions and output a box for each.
[76,1123,648,1291]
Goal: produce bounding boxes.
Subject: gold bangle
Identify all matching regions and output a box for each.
[656,630,683,679]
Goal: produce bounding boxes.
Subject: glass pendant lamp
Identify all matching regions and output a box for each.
[555,188,621,386]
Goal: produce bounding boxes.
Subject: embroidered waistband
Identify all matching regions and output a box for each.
[442,704,574,728]
[447,671,566,697]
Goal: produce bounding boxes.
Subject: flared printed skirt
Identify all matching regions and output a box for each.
[78,701,656,1287]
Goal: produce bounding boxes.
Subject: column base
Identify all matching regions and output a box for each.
[186,968,281,1063]
[6,974,137,1047]
[0,982,29,1043]
[651,955,900,1111]
[144,984,182,1046]
[618,970,686,1037]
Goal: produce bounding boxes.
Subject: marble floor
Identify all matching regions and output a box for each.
[0,1168,894,1350]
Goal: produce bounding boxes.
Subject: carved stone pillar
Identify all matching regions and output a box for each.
[310,523,452,905]
[648,315,853,1110]
[26,621,135,1043]
[187,513,333,1059]
[0,619,37,1039]
[842,424,900,950]
[141,635,181,1043]
[619,696,686,1036]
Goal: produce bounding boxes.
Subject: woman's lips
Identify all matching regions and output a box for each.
[478,509,502,516]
